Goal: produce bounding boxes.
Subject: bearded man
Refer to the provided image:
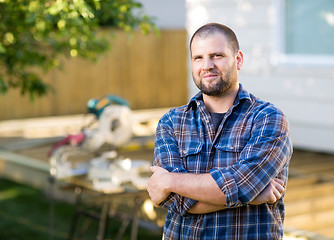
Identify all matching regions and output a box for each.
[147,23,293,240]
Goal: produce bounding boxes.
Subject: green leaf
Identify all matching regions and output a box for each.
[0,0,158,97]
[0,43,6,53]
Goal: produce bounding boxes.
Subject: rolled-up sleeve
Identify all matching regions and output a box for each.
[153,112,197,215]
[210,106,293,207]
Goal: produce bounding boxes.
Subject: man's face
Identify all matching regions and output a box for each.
[191,32,243,97]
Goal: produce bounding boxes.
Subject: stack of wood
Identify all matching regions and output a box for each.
[284,150,334,239]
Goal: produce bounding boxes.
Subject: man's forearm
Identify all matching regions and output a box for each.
[187,201,226,214]
[187,178,285,214]
[166,172,226,206]
[148,166,226,207]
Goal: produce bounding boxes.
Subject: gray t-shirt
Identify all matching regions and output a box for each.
[210,112,225,132]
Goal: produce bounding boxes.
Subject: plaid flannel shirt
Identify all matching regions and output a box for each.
[153,84,293,240]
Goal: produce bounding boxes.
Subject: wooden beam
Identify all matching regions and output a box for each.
[284,209,334,231]
[285,182,334,202]
[285,195,334,217]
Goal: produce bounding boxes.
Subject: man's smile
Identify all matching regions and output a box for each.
[202,73,219,80]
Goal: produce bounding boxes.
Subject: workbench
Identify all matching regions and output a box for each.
[55,175,149,240]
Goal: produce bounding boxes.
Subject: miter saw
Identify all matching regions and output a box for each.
[49,95,151,190]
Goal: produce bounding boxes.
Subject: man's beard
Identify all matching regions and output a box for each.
[194,69,237,97]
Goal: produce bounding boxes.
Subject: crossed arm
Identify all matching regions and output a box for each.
[147,166,285,214]
[148,108,291,215]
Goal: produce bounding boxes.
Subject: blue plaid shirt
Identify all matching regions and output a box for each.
[153,84,293,240]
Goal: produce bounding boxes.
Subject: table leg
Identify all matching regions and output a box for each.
[68,186,82,240]
[130,197,144,240]
[97,201,109,240]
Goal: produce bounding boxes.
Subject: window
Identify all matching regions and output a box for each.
[285,0,334,56]
[274,0,334,66]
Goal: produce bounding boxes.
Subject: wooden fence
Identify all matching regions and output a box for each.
[0,30,188,120]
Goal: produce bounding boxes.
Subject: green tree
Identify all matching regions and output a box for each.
[0,0,157,99]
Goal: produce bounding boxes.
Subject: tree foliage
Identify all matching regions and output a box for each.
[0,0,158,98]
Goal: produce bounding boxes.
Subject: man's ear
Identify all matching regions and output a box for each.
[236,50,244,70]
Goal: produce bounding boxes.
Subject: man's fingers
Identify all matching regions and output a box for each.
[270,182,285,204]
[275,186,282,197]
[266,190,278,204]
[274,182,284,194]
[264,179,285,204]
[273,179,285,195]
[273,178,284,186]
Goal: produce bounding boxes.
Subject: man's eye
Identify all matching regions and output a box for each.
[214,54,223,58]
[194,57,202,61]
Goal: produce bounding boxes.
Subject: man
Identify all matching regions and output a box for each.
[147,23,292,239]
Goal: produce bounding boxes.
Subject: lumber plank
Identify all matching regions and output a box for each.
[284,209,334,231]
[316,227,334,239]
[285,195,334,217]
[287,175,319,188]
[284,181,334,202]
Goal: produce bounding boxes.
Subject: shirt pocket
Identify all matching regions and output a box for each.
[179,141,204,173]
[214,138,247,167]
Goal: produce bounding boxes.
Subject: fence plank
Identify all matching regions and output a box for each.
[0,30,188,120]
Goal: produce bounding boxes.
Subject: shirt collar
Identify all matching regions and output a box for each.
[186,84,252,111]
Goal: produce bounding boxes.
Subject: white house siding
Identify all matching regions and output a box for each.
[138,0,186,29]
[186,0,334,153]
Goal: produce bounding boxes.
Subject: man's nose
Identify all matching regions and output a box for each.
[202,58,214,70]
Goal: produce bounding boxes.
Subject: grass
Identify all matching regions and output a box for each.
[0,177,162,240]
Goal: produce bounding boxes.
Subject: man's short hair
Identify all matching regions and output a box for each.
[190,23,240,53]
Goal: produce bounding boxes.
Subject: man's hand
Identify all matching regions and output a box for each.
[250,178,285,205]
[147,166,171,207]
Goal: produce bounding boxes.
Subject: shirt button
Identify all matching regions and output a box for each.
[197,102,200,106]
[183,150,187,154]
[205,119,209,123]
[230,146,234,150]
